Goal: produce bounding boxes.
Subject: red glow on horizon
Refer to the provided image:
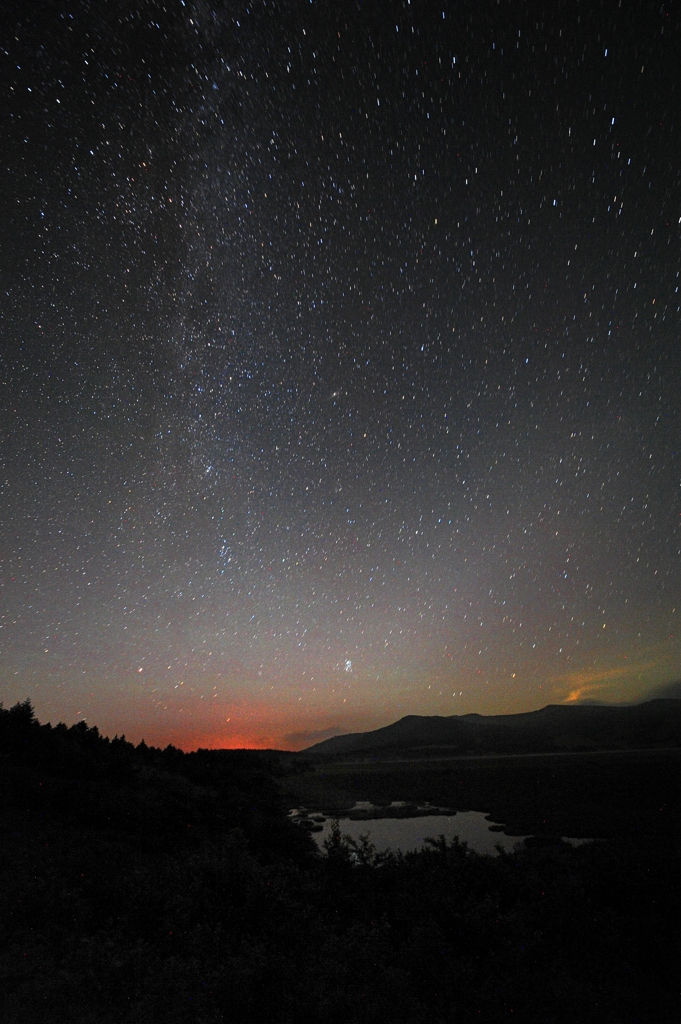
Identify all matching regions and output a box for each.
[103,697,377,753]
[111,713,307,752]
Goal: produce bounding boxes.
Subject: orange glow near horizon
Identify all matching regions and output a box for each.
[555,645,679,706]
[109,720,296,752]
[70,662,679,753]
[103,703,363,752]
[18,630,680,753]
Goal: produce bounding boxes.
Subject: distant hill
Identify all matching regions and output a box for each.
[302,698,681,758]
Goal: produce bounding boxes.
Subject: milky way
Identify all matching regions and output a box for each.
[2,1,680,748]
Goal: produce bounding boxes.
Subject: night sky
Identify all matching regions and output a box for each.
[2,0,680,749]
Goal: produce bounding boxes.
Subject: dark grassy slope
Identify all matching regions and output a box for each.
[303,697,681,758]
[2,700,679,1024]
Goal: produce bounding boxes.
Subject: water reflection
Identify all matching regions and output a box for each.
[311,810,527,857]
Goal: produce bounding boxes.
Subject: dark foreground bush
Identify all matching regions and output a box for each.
[1,702,678,1023]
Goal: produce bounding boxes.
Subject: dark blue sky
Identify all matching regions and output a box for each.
[1,0,679,747]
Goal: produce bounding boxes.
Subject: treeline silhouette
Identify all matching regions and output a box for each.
[1,700,678,1023]
[1,698,309,859]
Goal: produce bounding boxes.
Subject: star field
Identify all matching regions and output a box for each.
[1,1,680,748]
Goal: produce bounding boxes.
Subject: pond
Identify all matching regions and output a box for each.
[308,809,527,856]
[289,801,591,856]
[282,798,532,856]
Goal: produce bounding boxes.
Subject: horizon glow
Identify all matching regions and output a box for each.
[2,3,679,750]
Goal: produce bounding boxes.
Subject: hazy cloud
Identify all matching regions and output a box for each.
[283,726,343,747]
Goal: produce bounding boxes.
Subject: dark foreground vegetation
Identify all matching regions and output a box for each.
[1,701,679,1023]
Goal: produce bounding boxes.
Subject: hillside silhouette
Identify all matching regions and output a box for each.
[303,697,681,758]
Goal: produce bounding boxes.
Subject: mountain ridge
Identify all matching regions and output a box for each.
[302,697,681,758]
